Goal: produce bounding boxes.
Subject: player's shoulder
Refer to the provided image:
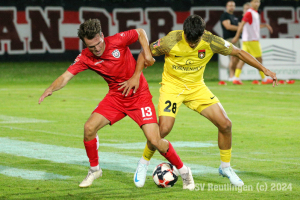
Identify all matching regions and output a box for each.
[203,31,232,54]
[76,48,94,63]
[220,12,229,19]
[80,48,91,57]
[150,30,182,54]
[165,30,183,41]
[201,30,214,43]
[160,30,183,47]
[108,30,137,40]
[245,9,253,15]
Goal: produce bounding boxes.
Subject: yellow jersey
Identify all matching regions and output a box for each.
[150,30,233,87]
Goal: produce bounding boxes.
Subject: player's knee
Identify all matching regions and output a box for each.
[219,119,232,134]
[84,122,97,138]
[148,138,159,150]
[159,126,171,138]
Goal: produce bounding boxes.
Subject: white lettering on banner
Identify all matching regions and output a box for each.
[26,6,64,53]
[218,38,300,80]
[1,6,300,55]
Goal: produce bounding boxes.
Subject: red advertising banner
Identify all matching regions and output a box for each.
[1,6,299,60]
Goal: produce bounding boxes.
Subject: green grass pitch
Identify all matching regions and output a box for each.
[0,61,299,199]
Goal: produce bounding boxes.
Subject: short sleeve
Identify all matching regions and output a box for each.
[242,11,252,23]
[117,29,139,47]
[220,13,229,22]
[67,54,88,75]
[149,31,182,56]
[210,35,233,56]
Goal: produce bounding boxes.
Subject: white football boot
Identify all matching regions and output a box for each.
[79,168,103,188]
[219,165,244,187]
[134,161,148,187]
[181,167,195,190]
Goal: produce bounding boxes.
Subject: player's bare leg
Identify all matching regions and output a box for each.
[144,116,175,152]
[134,123,195,190]
[229,56,238,81]
[201,103,244,186]
[79,113,110,188]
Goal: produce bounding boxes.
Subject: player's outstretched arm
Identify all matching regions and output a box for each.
[118,50,151,96]
[230,46,278,87]
[231,20,245,44]
[260,23,273,34]
[135,28,155,67]
[38,70,74,104]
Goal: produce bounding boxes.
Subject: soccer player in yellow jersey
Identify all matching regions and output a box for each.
[128,14,277,188]
[231,0,273,85]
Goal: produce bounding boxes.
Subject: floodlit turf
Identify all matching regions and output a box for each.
[0,61,299,199]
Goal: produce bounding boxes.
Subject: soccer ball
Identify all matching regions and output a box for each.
[152,163,178,188]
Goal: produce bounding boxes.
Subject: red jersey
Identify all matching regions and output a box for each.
[68,30,150,97]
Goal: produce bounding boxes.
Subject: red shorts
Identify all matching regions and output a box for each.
[92,93,157,127]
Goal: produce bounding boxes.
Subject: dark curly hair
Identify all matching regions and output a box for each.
[183,15,206,43]
[78,19,102,42]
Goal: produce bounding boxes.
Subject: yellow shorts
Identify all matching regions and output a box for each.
[158,83,220,118]
[242,41,262,58]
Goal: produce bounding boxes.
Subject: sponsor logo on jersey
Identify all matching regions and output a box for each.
[186,59,194,65]
[172,65,204,72]
[71,54,81,65]
[143,117,153,121]
[94,60,104,65]
[120,33,125,37]
[112,49,120,58]
[198,50,205,59]
[224,40,230,48]
[153,39,161,48]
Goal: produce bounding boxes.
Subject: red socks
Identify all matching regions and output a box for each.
[160,141,183,169]
[84,137,183,171]
[84,136,99,167]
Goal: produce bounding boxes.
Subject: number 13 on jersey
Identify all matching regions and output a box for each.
[141,107,152,117]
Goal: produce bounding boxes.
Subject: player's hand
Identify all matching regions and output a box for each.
[118,75,140,96]
[144,55,155,68]
[38,89,52,104]
[267,24,273,34]
[264,69,278,87]
[231,36,238,44]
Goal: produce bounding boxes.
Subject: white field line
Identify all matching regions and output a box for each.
[0,125,81,138]
[0,138,217,175]
[0,165,71,180]
[0,115,52,124]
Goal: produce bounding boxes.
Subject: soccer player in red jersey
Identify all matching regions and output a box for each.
[38,19,194,189]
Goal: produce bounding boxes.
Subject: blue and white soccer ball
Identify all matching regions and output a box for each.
[152,163,178,188]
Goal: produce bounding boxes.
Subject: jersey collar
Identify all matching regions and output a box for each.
[250,8,258,13]
[182,31,203,50]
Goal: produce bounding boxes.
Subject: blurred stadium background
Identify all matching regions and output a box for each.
[1,0,300,80]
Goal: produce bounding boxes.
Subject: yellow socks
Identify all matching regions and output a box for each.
[259,70,265,79]
[235,69,242,78]
[220,148,231,168]
[142,143,155,161]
